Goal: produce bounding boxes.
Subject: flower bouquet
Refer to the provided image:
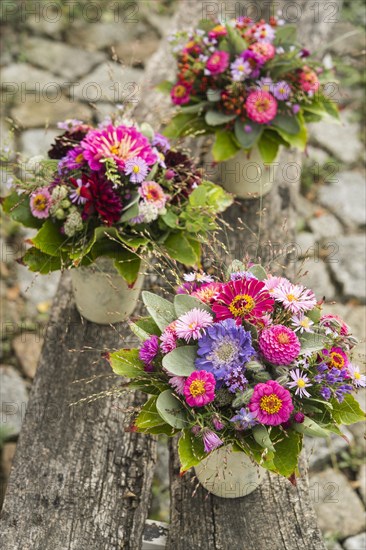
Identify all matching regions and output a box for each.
[109,261,365,497]
[1,117,232,323]
[160,16,339,197]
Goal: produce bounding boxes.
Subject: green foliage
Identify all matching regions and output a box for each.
[212,129,240,161]
[2,192,43,229]
[142,291,176,331]
[109,348,145,378]
[331,394,366,425]
[299,331,330,353]
[156,389,188,429]
[129,317,161,341]
[162,345,197,376]
[174,294,212,316]
[22,247,63,274]
[135,396,177,435]
[253,425,275,452]
[258,132,280,163]
[272,431,302,477]
[163,233,198,265]
[248,264,267,280]
[293,416,331,437]
[234,120,263,149]
[178,428,205,472]
[225,23,248,54]
[205,110,236,126]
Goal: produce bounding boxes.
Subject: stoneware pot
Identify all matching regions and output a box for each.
[194,446,265,498]
[70,257,144,324]
[220,147,282,199]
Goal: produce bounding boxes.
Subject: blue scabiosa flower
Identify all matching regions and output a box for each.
[195,318,255,380]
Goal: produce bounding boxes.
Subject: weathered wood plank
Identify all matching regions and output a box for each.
[167,2,342,549]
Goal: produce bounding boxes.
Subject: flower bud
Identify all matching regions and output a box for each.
[55,208,66,220]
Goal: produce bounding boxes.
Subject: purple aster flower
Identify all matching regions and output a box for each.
[230,407,257,430]
[320,386,331,400]
[58,146,85,173]
[348,364,366,387]
[335,384,353,403]
[241,50,263,79]
[230,57,252,81]
[139,335,159,371]
[70,177,89,205]
[124,156,149,183]
[57,119,83,131]
[256,77,274,93]
[176,281,198,295]
[273,81,291,101]
[230,271,257,281]
[292,104,301,114]
[195,318,255,380]
[184,272,214,283]
[202,429,224,453]
[244,125,252,133]
[152,133,170,152]
[224,368,248,393]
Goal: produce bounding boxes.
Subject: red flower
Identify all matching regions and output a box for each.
[81,173,123,225]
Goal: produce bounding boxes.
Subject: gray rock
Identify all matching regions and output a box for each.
[328,234,366,302]
[24,37,105,80]
[296,259,336,300]
[310,112,363,164]
[11,97,91,128]
[66,21,152,50]
[17,261,60,309]
[26,13,65,38]
[358,464,366,505]
[296,195,316,221]
[310,469,366,539]
[307,146,330,165]
[295,232,317,258]
[12,333,44,379]
[325,541,343,550]
[1,64,65,92]
[329,21,366,56]
[114,37,159,66]
[19,128,62,156]
[343,532,366,550]
[1,442,17,479]
[0,365,28,438]
[318,171,366,228]
[72,63,143,103]
[306,427,354,471]
[308,213,343,240]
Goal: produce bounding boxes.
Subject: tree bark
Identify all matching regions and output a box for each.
[167,2,342,549]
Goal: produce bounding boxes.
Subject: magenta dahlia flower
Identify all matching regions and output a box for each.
[81,125,157,171]
[184,370,216,407]
[212,278,274,323]
[30,188,51,219]
[249,380,294,426]
[205,50,230,75]
[246,90,278,124]
[259,325,301,365]
[170,81,192,105]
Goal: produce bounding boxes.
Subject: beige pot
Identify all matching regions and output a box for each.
[194,445,265,498]
[70,257,144,324]
[220,147,282,199]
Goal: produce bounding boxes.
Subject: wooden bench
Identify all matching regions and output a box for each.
[0,1,341,548]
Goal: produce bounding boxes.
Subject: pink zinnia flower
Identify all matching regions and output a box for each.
[175,308,213,342]
[322,347,349,370]
[192,282,222,305]
[184,370,216,407]
[81,125,157,171]
[171,81,192,105]
[320,314,349,336]
[138,181,167,209]
[249,42,276,63]
[249,380,294,426]
[160,322,178,354]
[30,188,51,219]
[212,278,274,323]
[205,51,230,75]
[299,66,320,92]
[208,24,227,40]
[246,90,278,124]
[202,429,224,453]
[259,325,301,365]
[273,280,316,314]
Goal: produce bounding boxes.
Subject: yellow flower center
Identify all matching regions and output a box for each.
[75,153,84,163]
[277,332,290,344]
[255,98,270,112]
[300,318,310,328]
[297,379,306,388]
[33,195,47,211]
[132,165,140,173]
[286,293,297,302]
[354,372,361,380]
[229,294,255,317]
[260,393,282,414]
[110,144,119,155]
[174,85,186,98]
[330,352,345,368]
[189,380,206,397]
[188,322,198,330]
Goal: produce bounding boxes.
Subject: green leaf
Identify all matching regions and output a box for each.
[156,389,188,429]
[120,200,139,222]
[293,416,330,438]
[188,185,207,207]
[253,425,275,451]
[161,209,179,229]
[129,317,161,341]
[163,113,210,139]
[142,291,176,331]
[178,428,206,472]
[22,247,62,274]
[162,345,197,376]
[200,180,233,211]
[109,348,144,378]
[258,132,280,163]
[31,219,67,257]
[274,25,297,45]
[2,192,43,229]
[113,252,141,286]
[234,119,263,149]
[181,102,208,114]
[271,112,308,151]
[207,89,221,102]
[212,129,240,162]
[331,394,366,425]
[163,233,198,265]
[129,377,170,397]
[205,110,236,126]
[135,396,177,435]
[174,294,212,316]
[306,306,322,324]
[156,80,173,94]
[248,264,267,281]
[299,331,330,353]
[272,114,300,135]
[225,23,248,54]
[272,431,302,477]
